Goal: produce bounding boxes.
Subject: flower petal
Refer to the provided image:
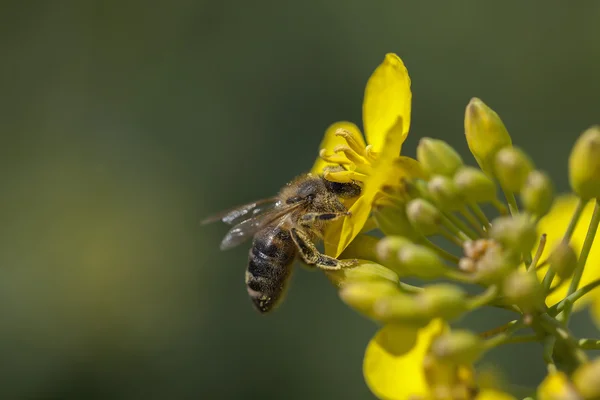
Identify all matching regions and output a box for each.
[476,390,517,400]
[537,371,579,400]
[363,53,411,153]
[311,121,366,175]
[536,195,600,307]
[363,319,447,400]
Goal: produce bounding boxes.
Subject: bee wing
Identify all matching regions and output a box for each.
[219,203,303,251]
[201,197,280,226]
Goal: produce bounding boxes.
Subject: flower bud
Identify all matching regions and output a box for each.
[339,281,400,319]
[376,236,412,274]
[454,166,497,203]
[373,293,429,326]
[417,284,468,320]
[406,199,441,235]
[327,261,399,288]
[490,214,537,255]
[430,330,484,365]
[373,201,421,240]
[417,138,464,177]
[502,271,544,312]
[521,170,554,218]
[464,98,512,175]
[572,357,600,400]
[494,147,534,192]
[428,176,464,211]
[569,126,600,200]
[397,243,448,279]
[549,242,578,281]
[471,241,517,284]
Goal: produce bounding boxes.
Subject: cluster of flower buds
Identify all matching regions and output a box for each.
[324,96,600,400]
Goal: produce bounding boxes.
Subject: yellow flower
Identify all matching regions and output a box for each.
[536,195,600,326]
[537,371,580,400]
[311,53,414,257]
[363,320,516,400]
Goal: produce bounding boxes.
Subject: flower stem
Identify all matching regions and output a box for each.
[562,198,600,324]
[467,285,498,310]
[578,338,600,350]
[459,207,487,237]
[440,214,474,241]
[483,320,525,349]
[479,319,520,339]
[542,198,588,291]
[500,183,520,216]
[539,313,588,365]
[421,239,460,264]
[492,198,509,216]
[528,234,547,271]
[439,227,465,247]
[468,202,491,230]
[547,278,600,315]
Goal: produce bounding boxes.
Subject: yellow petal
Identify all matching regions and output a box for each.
[536,195,600,307]
[537,371,579,400]
[324,195,371,257]
[311,121,366,175]
[363,319,447,400]
[476,390,517,400]
[363,53,412,153]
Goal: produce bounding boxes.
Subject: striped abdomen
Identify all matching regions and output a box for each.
[246,226,296,313]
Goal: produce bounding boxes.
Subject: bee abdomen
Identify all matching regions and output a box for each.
[246,228,296,313]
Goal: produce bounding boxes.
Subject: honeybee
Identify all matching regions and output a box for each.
[203,173,361,313]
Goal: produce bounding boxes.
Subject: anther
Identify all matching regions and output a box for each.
[333,145,370,167]
[365,145,379,162]
[324,170,368,183]
[334,128,366,156]
[319,148,352,166]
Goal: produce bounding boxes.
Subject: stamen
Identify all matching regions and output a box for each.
[324,169,368,183]
[333,145,370,167]
[335,129,366,156]
[319,149,352,165]
[365,145,379,162]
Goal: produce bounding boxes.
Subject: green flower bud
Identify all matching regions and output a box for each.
[406,199,441,236]
[373,201,421,240]
[464,97,512,174]
[339,281,400,319]
[405,179,432,201]
[569,126,600,200]
[428,176,464,211]
[430,330,484,365]
[454,166,497,203]
[572,358,600,400]
[397,243,448,279]
[472,241,517,284]
[548,242,578,281]
[494,147,534,192]
[376,236,412,274]
[373,294,430,326]
[327,261,399,288]
[416,138,464,177]
[490,214,537,255]
[521,170,554,218]
[502,271,544,312]
[417,284,468,320]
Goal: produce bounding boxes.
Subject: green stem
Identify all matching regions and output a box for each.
[459,207,487,237]
[421,239,460,264]
[440,214,474,241]
[491,198,509,216]
[542,198,588,291]
[467,285,498,310]
[562,199,600,325]
[483,320,525,349]
[443,269,474,284]
[439,227,465,247]
[501,183,520,216]
[490,334,539,347]
[468,202,491,230]
[528,233,547,271]
[539,313,588,365]
[578,338,600,350]
[479,319,519,339]
[547,278,600,315]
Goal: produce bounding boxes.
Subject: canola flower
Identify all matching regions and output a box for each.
[313,54,600,399]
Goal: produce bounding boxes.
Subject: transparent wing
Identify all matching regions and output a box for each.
[201,197,280,226]
[219,203,303,251]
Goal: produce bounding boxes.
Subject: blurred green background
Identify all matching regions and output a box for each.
[1,2,599,399]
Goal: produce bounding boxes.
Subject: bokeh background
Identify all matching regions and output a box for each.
[1,2,599,399]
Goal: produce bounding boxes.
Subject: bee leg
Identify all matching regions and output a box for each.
[299,211,351,228]
[290,228,358,270]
